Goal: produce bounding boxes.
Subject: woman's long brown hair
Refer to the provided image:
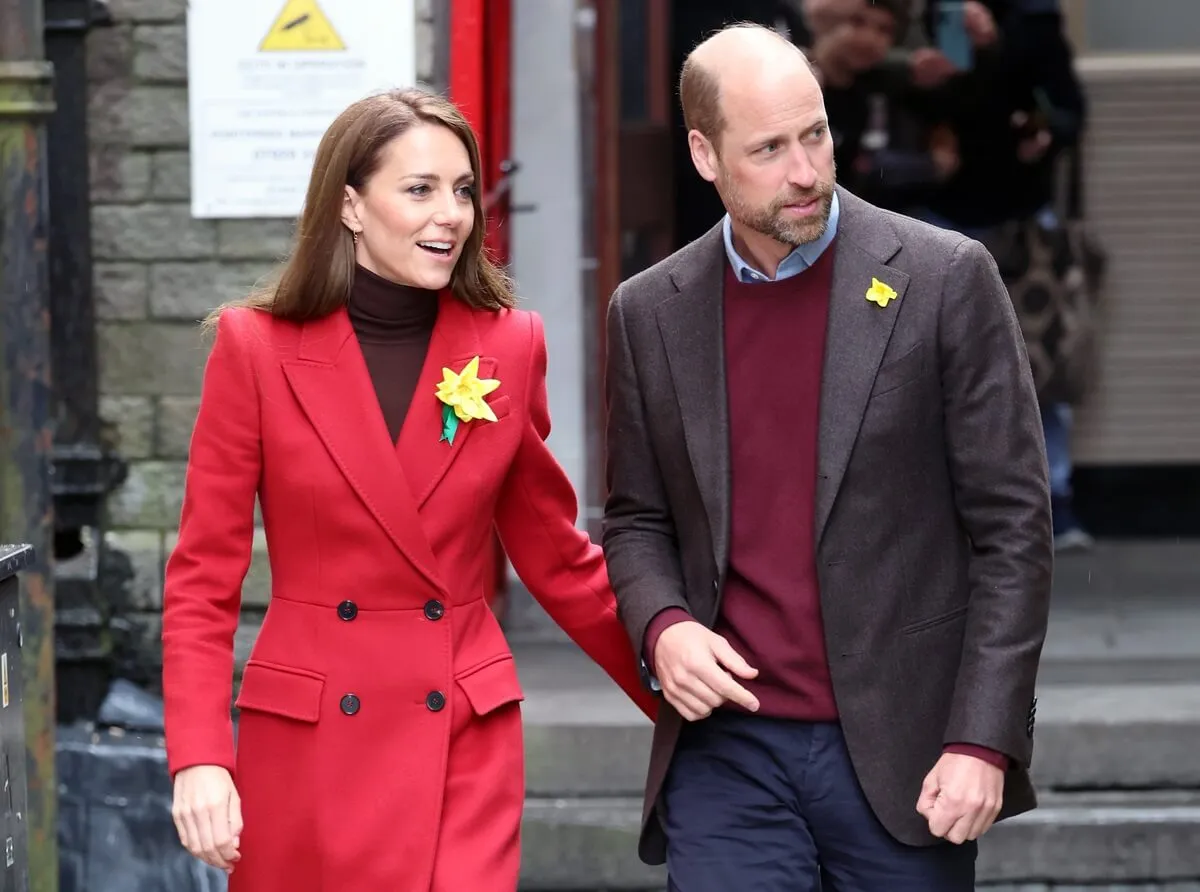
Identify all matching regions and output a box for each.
[207,88,514,328]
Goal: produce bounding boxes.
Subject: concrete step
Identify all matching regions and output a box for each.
[515,639,1200,797]
[518,791,1200,890]
[1038,656,1200,685]
[1029,683,1200,790]
[520,799,662,891]
[980,791,1200,884]
[516,643,1200,887]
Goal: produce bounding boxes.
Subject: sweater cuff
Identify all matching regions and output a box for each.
[944,743,1010,771]
[643,607,693,674]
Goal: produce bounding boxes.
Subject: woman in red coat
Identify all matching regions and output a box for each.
[163,87,657,891]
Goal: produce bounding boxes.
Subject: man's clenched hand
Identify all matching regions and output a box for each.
[916,752,1005,844]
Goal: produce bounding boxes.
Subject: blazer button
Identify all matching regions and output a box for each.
[423,599,445,621]
[426,691,446,712]
[337,600,358,621]
[340,693,360,716]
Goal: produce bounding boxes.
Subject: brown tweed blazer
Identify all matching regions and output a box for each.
[602,187,1054,865]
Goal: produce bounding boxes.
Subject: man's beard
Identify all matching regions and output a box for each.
[722,168,836,248]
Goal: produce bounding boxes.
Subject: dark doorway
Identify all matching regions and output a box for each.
[1074,465,1200,539]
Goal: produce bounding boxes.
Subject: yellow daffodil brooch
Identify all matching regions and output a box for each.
[435,356,500,445]
[865,277,898,307]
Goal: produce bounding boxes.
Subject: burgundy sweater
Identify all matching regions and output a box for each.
[644,245,1007,770]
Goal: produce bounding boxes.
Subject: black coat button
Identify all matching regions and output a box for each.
[340,693,360,715]
[426,691,446,712]
[337,600,357,621]
[423,599,445,621]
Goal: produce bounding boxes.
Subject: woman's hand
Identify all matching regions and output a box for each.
[172,764,243,873]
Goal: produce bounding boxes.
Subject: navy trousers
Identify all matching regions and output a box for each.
[661,713,977,891]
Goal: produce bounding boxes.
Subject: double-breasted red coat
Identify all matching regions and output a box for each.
[161,294,658,891]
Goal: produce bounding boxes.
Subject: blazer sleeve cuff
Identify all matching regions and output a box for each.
[943,742,1010,771]
[643,607,693,674]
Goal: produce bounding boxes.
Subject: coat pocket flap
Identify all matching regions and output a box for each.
[900,604,970,635]
[456,655,525,716]
[235,660,325,723]
[871,343,925,397]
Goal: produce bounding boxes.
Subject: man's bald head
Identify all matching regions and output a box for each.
[680,21,835,257]
[679,23,816,151]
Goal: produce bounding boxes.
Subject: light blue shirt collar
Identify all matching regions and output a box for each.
[722,191,840,283]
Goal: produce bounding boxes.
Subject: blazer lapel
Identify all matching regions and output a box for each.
[281,308,445,594]
[815,189,910,544]
[396,292,494,509]
[655,225,730,569]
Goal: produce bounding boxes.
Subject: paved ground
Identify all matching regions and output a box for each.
[1040,540,1200,683]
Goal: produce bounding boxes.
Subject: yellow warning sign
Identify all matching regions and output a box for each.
[259,0,345,52]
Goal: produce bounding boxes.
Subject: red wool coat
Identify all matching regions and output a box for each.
[161,295,657,892]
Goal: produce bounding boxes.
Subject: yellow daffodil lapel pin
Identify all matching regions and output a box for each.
[865,277,898,308]
[435,356,500,445]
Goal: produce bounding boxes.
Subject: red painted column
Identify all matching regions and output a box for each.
[484,0,512,263]
[449,0,513,617]
[448,0,486,145]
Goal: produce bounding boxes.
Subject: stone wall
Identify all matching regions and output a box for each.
[87,0,441,686]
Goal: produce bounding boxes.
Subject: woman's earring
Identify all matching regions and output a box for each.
[352,231,359,245]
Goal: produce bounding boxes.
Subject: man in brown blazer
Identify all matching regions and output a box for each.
[601,22,1053,892]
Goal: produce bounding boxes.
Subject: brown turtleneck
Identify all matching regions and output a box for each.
[348,264,440,443]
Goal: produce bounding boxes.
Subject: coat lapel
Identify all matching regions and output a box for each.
[395,292,494,509]
[815,189,910,544]
[281,308,446,594]
[655,225,730,569]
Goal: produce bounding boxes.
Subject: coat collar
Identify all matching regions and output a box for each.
[282,291,494,593]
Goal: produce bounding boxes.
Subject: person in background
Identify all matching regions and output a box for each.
[804,0,961,214]
[915,0,1095,551]
[162,87,656,892]
[794,0,998,89]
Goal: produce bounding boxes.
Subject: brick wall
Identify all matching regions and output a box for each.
[87,0,441,684]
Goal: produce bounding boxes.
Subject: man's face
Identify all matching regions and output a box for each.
[698,68,837,248]
[835,3,898,73]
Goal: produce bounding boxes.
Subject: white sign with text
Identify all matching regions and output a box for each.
[187,0,417,218]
